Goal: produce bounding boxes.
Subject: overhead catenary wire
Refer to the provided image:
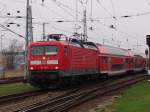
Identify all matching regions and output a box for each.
[121,11,150,18]
[96,0,114,17]
[50,25,73,34]
[88,23,125,47]
[33,0,78,23]
[1,0,147,49]
[39,5,66,19]
[51,0,76,18]
[75,0,79,33]
[95,20,142,41]
[0,1,7,14]
[145,0,150,5]
[52,0,82,15]
[87,17,144,46]
[0,1,26,39]
[0,15,25,19]
[33,22,73,35]
[48,0,95,22]
[110,0,116,29]
[95,0,146,45]
[90,0,93,20]
[0,23,24,38]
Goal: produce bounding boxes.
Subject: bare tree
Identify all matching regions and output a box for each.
[8,39,24,52]
[3,39,24,69]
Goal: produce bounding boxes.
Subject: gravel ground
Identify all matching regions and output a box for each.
[0,91,66,112]
[69,89,124,112]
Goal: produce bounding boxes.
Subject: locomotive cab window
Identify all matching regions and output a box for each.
[31,46,58,56]
[31,46,44,56]
[45,46,57,55]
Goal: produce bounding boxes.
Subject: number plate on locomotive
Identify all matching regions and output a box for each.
[41,60,47,64]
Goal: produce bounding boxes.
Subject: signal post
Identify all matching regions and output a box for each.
[146,35,150,74]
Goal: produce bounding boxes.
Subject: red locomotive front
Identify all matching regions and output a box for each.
[28,41,65,88]
[29,42,60,71]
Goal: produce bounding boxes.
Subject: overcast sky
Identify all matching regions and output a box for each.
[0,0,150,56]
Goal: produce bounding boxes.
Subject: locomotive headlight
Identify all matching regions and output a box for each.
[42,57,46,60]
[55,66,59,69]
[30,67,34,70]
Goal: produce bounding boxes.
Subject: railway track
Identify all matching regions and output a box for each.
[0,90,47,105]
[13,74,148,112]
[0,90,47,104]
[0,77,24,84]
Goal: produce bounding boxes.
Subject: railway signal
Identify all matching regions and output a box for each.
[146,35,150,74]
[145,48,148,56]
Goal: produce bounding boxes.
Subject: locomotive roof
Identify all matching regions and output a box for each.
[29,40,67,46]
[96,44,134,56]
[29,40,97,50]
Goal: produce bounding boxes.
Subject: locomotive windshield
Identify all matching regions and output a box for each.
[31,46,58,56]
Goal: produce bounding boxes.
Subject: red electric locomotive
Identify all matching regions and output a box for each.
[28,34,99,88]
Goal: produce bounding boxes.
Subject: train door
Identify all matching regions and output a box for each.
[99,56,109,73]
[124,58,130,70]
[108,56,125,75]
[62,46,70,73]
[129,58,134,70]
